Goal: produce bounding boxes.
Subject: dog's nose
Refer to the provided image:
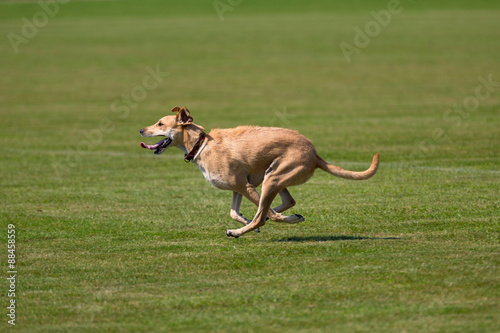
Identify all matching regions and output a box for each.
[140,128,144,135]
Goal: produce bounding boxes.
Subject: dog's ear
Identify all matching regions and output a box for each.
[171,106,181,113]
[175,106,193,125]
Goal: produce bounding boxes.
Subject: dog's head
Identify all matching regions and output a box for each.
[139,106,195,155]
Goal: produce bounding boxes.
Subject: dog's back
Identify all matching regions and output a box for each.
[208,126,317,170]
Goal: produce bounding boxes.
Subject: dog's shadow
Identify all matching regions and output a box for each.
[274,235,400,242]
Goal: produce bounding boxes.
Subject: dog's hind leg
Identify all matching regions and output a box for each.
[274,189,296,213]
[241,183,303,224]
[227,163,309,237]
[226,182,277,238]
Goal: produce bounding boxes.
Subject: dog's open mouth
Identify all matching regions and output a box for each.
[140,137,172,155]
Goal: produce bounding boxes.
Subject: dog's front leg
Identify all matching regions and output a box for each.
[230,192,250,225]
[229,192,260,232]
[226,181,279,238]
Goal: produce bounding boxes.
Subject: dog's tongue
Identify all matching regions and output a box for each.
[140,138,166,150]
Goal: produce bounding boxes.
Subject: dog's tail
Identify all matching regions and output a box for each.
[316,153,379,180]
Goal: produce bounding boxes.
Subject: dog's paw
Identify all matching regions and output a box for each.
[226,230,239,238]
[291,214,305,224]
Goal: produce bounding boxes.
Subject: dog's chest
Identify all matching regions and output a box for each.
[197,165,231,190]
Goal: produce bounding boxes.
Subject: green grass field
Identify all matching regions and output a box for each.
[1,0,499,332]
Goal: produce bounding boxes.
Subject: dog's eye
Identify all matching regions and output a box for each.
[158,122,163,126]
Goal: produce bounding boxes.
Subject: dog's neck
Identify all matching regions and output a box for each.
[180,124,206,155]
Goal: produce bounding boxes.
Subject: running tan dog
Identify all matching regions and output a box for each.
[140,106,379,238]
